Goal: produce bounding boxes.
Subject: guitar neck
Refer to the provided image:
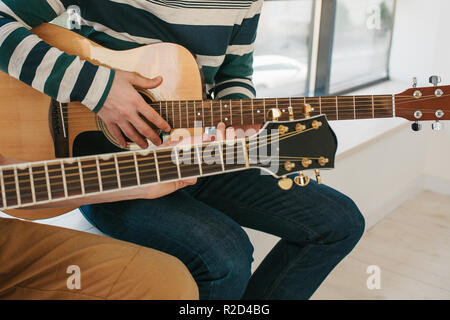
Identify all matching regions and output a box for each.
[154,94,396,129]
[0,139,251,211]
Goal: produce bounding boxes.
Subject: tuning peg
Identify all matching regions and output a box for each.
[432,121,444,131]
[278,177,293,190]
[294,171,310,187]
[315,170,322,184]
[411,121,422,132]
[412,77,418,88]
[429,75,442,86]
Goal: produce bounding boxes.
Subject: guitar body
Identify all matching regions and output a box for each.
[0,23,204,220]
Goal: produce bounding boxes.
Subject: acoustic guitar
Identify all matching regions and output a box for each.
[1,23,449,218]
[0,116,337,220]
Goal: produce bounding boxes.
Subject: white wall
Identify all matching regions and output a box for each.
[390,0,450,85]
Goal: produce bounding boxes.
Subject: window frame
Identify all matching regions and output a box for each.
[312,0,397,96]
[260,0,396,97]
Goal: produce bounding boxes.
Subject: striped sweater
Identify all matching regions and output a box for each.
[0,0,262,113]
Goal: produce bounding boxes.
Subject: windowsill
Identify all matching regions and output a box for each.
[330,79,410,157]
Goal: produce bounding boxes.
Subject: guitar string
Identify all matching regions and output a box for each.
[2,122,310,181]
[1,128,317,195]
[57,94,446,119]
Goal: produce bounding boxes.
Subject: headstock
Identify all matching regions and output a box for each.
[395,76,450,131]
[250,115,337,190]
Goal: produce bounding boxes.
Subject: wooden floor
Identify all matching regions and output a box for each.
[311,191,450,300]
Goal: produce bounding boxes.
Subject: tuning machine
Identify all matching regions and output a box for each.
[429,75,442,87]
[411,121,422,132]
[432,121,444,131]
[315,170,322,184]
[294,171,310,187]
[278,177,293,190]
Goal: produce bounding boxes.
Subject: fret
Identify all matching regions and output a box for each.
[186,100,189,128]
[178,100,182,128]
[218,143,225,172]
[95,156,103,192]
[177,146,201,178]
[263,98,266,122]
[337,96,358,120]
[210,100,214,127]
[133,153,141,186]
[242,139,250,168]
[136,151,159,184]
[13,166,21,206]
[116,154,138,188]
[63,160,83,196]
[201,142,224,175]
[251,99,255,125]
[13,165,34,205]
[320,96,338,120]
[155,149,179,182]
[372,95,375,119]
[240,99,243,125]
[113,154,121,189]
[373,95,394,118]
[354,96,373,119]
[77,159,85,195]
[60,162,68,198]
[0,168,5,208]
[28,165,36,203]
[172,101,175,127]
[160,101,165,123]
[80,158,101,194]
[31,165,50,202]
[220,100,223,122]
[174,148,181,179]
[253,99,265,124]
[98,156,119,191]
[353,96,356,119]
[46,163,65,199]
[304,97,320,118]
[2,167,18,207]
[44,161,52,200]
[392,94,396,117]
[229,99,233,125]
[153,150,160,182]
[165,101,169,126]
[336,96,339,120]
[195,146,203,176]
[193,100,197,125]
[224,141,247,171]
[319,96,322,114]
[282,98,295,119]
[201,100,205,127]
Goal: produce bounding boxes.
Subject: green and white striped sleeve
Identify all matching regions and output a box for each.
[213,0,262,100]
[0,0,115,113]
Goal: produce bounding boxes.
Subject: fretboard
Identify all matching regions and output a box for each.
[0,139,251,210]
[154,95,395,128]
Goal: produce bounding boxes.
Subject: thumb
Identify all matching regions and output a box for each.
[129,73,163,89]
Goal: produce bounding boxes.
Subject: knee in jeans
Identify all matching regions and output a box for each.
[319,195,366,246]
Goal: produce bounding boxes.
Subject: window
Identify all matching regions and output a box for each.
[253,0,395,97]
[329,0,395,93]
[253,0,315,98]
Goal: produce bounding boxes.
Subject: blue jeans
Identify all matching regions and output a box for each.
[80,169,365,300]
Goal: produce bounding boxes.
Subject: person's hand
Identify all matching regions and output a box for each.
[98,70,171,149]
